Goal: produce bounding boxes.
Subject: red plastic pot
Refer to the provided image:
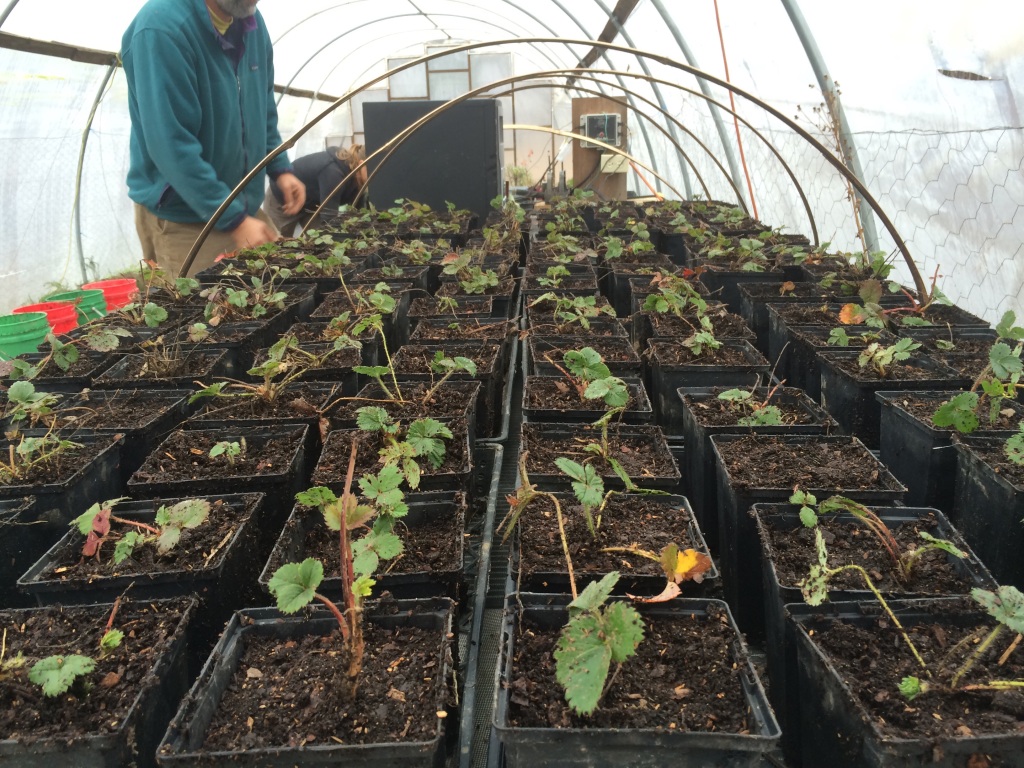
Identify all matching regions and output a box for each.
[82,278,139,311]
[12,300,78,334]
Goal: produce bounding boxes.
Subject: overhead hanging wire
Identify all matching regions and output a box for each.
[712,0,758,218]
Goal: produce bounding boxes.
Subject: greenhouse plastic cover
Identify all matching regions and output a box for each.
[1,0,1022,322]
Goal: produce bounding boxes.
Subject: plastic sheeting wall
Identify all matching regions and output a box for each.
[1,0,1022,324]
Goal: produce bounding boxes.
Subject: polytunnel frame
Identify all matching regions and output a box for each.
[302,67,818,241]
[298,79,687,230]
[270,0,671,193]
[486,72,818,238]
[301,69,761,230]
[179,36,929,303]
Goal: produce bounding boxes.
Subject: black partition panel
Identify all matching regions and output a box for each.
[363,99,504,225]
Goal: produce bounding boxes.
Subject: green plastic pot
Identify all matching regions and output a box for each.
[0,312,50,360]
[44,288,107,324]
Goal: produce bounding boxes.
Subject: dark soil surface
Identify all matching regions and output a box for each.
[436,276,515,301]
[523,377,644,414]
[0,439,113,488]
[650,341,764,368]
[131,429,300,483]
[191,385,333,423]
[267,499,464,579]
[651,310,753,340]
[790,327,893,349]
[763,510,978,592]
[527,319,626,338]
[0,598,191,741]
[929,341,992,379]
[521,424,677,482]
[825,354,960,382]
[51,390,181,431]
[531,338,639,366]
[252,343,361,375]
[325,381,477,424]
[523,276,598,292]
[35,495,259,580]
[809,601,1024,740]
[682,387,821,427]
[99,351,222,382]
[313,423,469,487]
[740,283,835,300]
[892,304,986,327]
[773,305,841,325]
[29,352,112,380]
[393,343,500,375]
[409,296,492,317]
[887,393,1024,432]
[507,604,754,732]
[410,319,513,342]
[199,617,448,749]
[517,494,701,578]
[715,434,903,491]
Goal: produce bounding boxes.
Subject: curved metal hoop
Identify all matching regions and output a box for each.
[181,36,924,301]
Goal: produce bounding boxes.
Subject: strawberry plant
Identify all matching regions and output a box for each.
[355,406,452,489]
[717,387,784,426]
[72,497,211,564]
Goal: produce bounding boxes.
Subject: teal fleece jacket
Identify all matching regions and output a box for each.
[122,0,292,231]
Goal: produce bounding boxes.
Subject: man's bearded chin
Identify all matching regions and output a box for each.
[216,0,258,18]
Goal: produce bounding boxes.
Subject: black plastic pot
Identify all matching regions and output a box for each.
[408,295,494,331]
[696,266,787,314]
[156,599,455,767]
[127,425,311,544]
[709,434,906,637]
[190,320,276,374]
[259,493,466,601]
[4,350,117,392]
[313,425,474,497]
[790,597,1024,767]
[818,350,970,450]
[877,391,1022,513]
[753,505,995,764]
[736,281,837,356]
[409,317,514,344]
[0,597,195,768]
[93,349,232,390]
[436,275,518,320]
[646,339,770,436]
[324,380,480,438]
[286,319,384,369]
[527,336,642,378]
[511,493,717,597]
[521,375,653,425]
[40,388,195,485]
[393,341,507,439]
[0,496,38,608]
[765,302,851,378]
[520,422,681,493]
[18,493,265,674]
[312,280,413,348]
[605,258,675,317]
[953,435,1024,588]
[677,387,835,549]
[779,324,898,400]
[492,595,780,768]
[0,434,123,523]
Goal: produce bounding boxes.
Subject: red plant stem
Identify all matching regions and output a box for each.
[315,592,349,640]
[110,515,161,535]
[339,437,359,637]
[103,596,122,635]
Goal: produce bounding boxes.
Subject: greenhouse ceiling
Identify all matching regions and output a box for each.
[0,0,1023,321]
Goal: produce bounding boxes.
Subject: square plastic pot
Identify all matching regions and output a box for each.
[753,505,995,764]
[156,599,455,767]
[709,434,906,637]
[492,595,780,768]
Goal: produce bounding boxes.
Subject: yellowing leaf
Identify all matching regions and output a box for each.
[838,303,865,325]
[667,547,713,584]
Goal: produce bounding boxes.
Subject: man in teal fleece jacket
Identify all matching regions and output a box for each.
[122,0,305,276]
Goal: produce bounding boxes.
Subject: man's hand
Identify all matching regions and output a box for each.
[276,172,306,215]
[230,215,278,250]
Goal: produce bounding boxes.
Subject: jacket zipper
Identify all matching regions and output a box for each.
[237,64,249,215]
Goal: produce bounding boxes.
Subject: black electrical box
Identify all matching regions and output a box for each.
[363,99,504,225]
